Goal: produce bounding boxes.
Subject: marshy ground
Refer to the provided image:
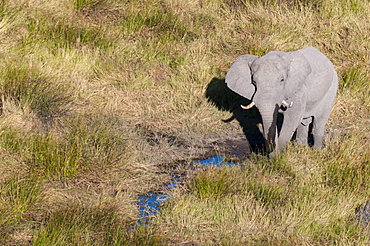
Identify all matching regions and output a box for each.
[0,0,369,245]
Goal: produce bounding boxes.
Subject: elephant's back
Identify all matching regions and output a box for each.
[300,47,337,103]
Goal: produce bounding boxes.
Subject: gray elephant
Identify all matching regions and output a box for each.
[226,46,338,156]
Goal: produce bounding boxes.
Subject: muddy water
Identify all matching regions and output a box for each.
[137,156,236,225]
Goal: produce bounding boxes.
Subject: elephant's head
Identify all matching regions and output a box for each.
[226,51,311,153]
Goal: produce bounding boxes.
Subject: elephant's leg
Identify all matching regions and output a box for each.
[277,123,300,152]
[272,95,306,155]
[312,123,324,148]
[312,104,333,149]
[296,117,312,145]
[269,114,302,157]
[312,117,328,149]
[296,123,308,145]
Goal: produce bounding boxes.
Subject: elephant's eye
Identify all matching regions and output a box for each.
[280,78,284,83]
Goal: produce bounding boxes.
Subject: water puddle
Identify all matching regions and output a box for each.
[137,192,170,225]
[193,155,235,167]
[136,156,236,225]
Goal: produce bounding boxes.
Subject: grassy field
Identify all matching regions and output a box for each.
[0,0,369,245]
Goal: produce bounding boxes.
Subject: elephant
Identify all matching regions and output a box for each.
[220,46,338,156]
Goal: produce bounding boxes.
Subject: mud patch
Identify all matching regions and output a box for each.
[134,123,190,148]
[133,124,252,225]
[205,138,251,160]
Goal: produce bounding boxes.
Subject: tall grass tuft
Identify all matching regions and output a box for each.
[0,127,83,179]
[28,132,84,178]
[0,176,41,242]
[1,65,71,125]
[33,203,126,246]
[0,114,125,179]
[320,132,370,193]
[24,17,113,52]
[189,167,236,200]
[74,0,102,11]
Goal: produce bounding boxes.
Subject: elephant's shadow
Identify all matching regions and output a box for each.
[205,77,313,155]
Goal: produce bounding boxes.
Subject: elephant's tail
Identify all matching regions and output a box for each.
[222,115,235,123]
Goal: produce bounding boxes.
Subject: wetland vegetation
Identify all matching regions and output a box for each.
[0,0,369,245]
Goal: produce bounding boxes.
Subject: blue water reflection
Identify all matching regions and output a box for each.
[193,155,235,167]
[137,192,169,225]
[137,156,235,225]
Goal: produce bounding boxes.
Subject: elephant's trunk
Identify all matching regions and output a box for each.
[255,101,279,153]
[262,115,276,149]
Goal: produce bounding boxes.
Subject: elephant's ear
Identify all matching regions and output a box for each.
[282,50,312,96]
[225,54,258,100]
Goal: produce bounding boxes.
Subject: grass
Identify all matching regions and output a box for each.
[1,64,71,127]
[0,0,369,245]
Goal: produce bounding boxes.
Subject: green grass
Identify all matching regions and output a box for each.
[189,167,237,200]
[26,18,113,51]
[0,0,369,245]
[33,203,126,246]
[1,65,71,124]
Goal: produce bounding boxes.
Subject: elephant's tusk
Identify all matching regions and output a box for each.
[281,100,293,108]
[241,102,255,109]
[257,123,263,134]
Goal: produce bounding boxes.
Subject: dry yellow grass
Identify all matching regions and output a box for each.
[0,0,369,244]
